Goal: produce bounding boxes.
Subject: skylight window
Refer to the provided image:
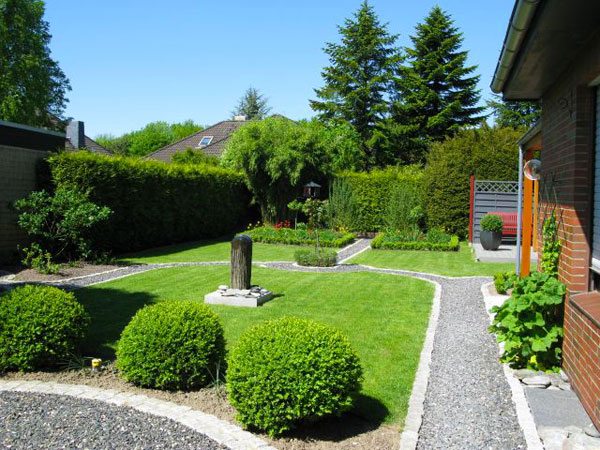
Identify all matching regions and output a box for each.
[198,136,213,148]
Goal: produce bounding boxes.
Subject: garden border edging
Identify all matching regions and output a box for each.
[0,380,276,450]
[398,279,442,450]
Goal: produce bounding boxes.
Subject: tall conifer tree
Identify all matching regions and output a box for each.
[310,1,400,168]
[388,6,484,163]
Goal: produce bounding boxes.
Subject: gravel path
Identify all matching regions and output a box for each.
[336,238,372,262]
[416,276,526,450]
[0,391,227,450]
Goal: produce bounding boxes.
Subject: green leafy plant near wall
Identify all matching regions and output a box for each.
[49,152,250,253]
[540,211,560,276]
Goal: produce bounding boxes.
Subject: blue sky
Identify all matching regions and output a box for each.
[44,1,512,137]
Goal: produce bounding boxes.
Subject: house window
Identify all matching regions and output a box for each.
[198,136,213,148]
[592,87,600,272]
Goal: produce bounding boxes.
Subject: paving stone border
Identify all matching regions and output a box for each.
[0,380,276,450]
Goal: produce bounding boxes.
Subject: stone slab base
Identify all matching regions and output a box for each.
[204,291,274,308]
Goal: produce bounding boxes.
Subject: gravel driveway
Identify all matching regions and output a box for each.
[0,391,227,450]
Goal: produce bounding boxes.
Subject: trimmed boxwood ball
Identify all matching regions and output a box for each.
[116,300,225,390]
[227,317,363,436]
[0,285,90,372]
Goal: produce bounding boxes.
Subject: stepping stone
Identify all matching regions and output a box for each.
[522,375,551,387]
[513,368,537,380]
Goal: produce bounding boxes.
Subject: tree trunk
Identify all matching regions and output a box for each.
[231,235,252,289]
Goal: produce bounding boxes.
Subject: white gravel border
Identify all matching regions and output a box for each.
[480,282,543,450]
[337,239,372,264]
[0,380,276,450]
[398,279,442,450]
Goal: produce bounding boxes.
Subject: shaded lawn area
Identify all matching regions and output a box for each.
[75,266,434,425]
[350,242,515,277]
[118,238,303,263]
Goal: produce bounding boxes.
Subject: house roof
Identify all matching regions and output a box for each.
[65,136,112,155]
[146,120,247,162]
[491,0,600,99]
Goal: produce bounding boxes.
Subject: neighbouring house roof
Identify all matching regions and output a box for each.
[491,0,600,99]
[146,120,248,162]
[65,135,112,155]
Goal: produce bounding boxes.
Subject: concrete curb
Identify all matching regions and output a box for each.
[480,282,544,450]
[0,380,276,450]
[398,279,442,450]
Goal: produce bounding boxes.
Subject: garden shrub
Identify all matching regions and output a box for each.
[480,214,503,233]
[489,271,566,371]
[424,125,521,238]
[0,285,90,372]
[541,210,560,276]
[245,226,355,248]
[227,317,362,436]
[327,178,357,232]
[14,185,112,263]
[49,152,250,253]
[335,165,424,232]
[493,271,518,295]
[294,248,337,267]
[371,232,459,251]
[116,300,225,390]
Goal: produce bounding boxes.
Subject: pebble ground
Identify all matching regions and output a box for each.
[0,391,226,450]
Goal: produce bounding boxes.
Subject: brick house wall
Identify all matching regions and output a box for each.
[539,31,600,428]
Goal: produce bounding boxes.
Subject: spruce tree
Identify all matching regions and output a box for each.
[0,0,71,129]
[487,94,540,129]
[232,87,271,120]
[310,1,400,168]
[389,6,484,162]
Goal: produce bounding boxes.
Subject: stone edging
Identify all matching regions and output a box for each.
[398,279,442,450]
[0,380,276,450]
[480,282,544,450]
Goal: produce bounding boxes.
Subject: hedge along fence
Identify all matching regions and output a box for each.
[334,166,424,232]
[48,152,250,253]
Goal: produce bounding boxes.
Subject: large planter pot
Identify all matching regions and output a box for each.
[480,230,502,250]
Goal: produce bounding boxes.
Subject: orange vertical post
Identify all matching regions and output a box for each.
[520,177,534,277]
[532,180,539,252]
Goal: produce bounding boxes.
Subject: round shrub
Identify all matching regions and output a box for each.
[481,214,503,233]
[116,300,225,390]
[227,317,362,436]
[294,248,337,267]
[0,285,90,372]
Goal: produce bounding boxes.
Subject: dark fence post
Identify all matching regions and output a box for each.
[231,235,252,289]
[469,175,475,243]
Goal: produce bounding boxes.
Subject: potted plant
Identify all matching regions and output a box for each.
[480,214,503,250]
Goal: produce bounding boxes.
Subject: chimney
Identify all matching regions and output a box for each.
[233,115,247,121]
[66,120,85,149]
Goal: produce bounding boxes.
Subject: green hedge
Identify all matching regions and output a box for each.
[294,248,337,267]
[371,233,460,251]
[245,226,355,248]
[48,152,250,252]
[424,126,521,238]
[335,166,424,232]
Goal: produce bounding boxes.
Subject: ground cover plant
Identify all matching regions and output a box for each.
[116,300,225,390]
[371,230,459,251]
[0,285,90,372]
[227,317,362,436]
[118,238,303,264]
[75,265,434,424]
[294,248,337,267]
[350,242,516,276]
[245,225,354,248]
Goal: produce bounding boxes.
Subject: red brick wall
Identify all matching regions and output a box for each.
[540,31,600,428]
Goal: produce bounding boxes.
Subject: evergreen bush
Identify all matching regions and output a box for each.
[480,214,503,233]
[227,317,362,436]
[294,248,337,266]
[116,300,225,390]
[0,285,90,371]
[48,152,250,253]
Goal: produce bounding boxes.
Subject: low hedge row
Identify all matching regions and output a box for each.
[48,152,250,253]
[371,233,460,251]
[245,226,355,248]
[294,248,337,267]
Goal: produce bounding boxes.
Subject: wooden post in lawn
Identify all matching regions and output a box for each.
[231,235,252,290]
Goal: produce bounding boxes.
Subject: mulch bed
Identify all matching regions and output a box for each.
[1,367,398,450]
[2,263,124,283]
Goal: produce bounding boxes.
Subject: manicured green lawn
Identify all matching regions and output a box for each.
[76,265,434,424]
[118,238,302,263]
[350,242,516,276]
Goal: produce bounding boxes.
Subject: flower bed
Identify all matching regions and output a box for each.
[371,230,459,251]
[244,226,355,248]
